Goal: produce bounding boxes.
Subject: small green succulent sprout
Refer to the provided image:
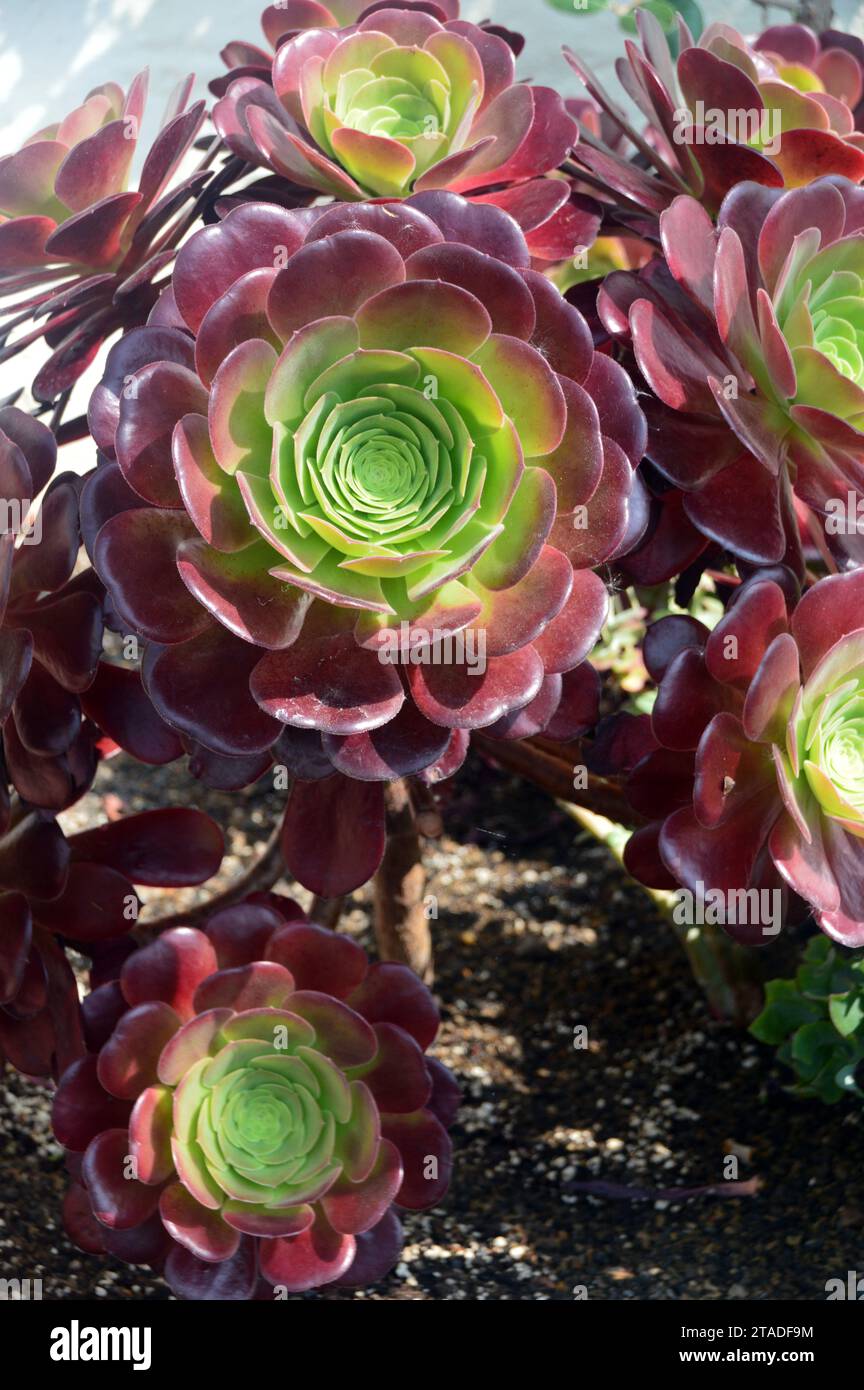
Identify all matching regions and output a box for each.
[751,935,864,1103]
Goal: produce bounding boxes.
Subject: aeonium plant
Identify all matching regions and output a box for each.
[85,192,646,893]
[54,893,458,1299]
[0,70,207,402]
[754,25,864,131]
[210,2,590,260]
[0,406,208,809]
[12,0,864,1306]
[565,10,864,227]
[600,176,864,571]
[624,568,864,947]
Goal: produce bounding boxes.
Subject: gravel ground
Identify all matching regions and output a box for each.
[1,753,862,1301]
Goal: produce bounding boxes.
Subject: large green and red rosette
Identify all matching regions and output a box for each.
[85,191,645,882]
[212,3,576,201]
[55,893,459,1297]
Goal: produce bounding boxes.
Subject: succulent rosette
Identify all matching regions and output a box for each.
[211,2,585,258]
[599,176,864,571]
[566,12,864,229]
[86,193,645,888]
[54,893,459,1298]
[755,25,864,129]
[213,2,525,100]
[0,71,205,400]
[0,806,223,1079]
[625,570,864,947]
[0,408,105,809]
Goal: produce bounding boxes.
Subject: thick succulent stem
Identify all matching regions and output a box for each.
[373,779,433,982]
[474,733,646,828]
[138,819,286,937]
[309,895,346,930]
[561,804,763,1027]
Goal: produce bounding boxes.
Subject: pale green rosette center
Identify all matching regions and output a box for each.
[174,1037,353,1210]
[803,674,864,829]
[811,281,864,387]
[778,236,864,422]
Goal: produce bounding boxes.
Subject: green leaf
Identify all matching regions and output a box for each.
[675,0,704,40]
[829,963,860,995]
[777,1038,793,1069]
[620,1,678,35]
[749,980,821,1045]
[797,935,836,998]
[804,934,833,963]
[828,991,864,1038]
[790,1021,846,1081]
[806,1061,846,1104]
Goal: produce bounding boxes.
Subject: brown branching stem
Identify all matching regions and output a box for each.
[310,895,346,930]
[372,778,433,982]
[473,733,646,828]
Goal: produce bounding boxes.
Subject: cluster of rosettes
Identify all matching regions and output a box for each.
[86,193,645,819]
[0,807,223,1079]
[600,176,864,574]
[55,894,459,1299]
[566,13,864,225]
[210,0,586,260]
[0,71,205,400]
[622,569,864,947]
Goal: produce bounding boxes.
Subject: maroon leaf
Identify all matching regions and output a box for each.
[97,1001,182,1100]
[165,1234,258,1300]
[69,809,223,887]
[258,1211,356,1292]
[382,1109,452,1210]
[121,927,218,1019]
[265,921,367,999]
[347,962,440,1051]
[80,662,184,765]
[251,631,405,736]
[281,776,386,896]
[144,624,282,755]
[206,901,287,969]
[94,508,213,645]
[82,1128,161,1229]
[33,862,138,943]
